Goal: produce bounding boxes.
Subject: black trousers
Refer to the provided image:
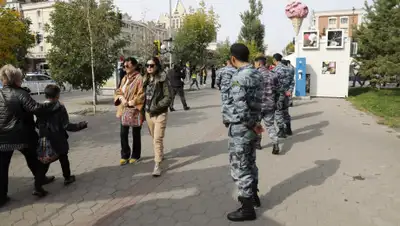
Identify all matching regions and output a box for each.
[44,154,71,179]
[211,76,216,88]
[203,76,207,84]
[170,87,188,109]
[190,79,199,89]
[0,148,46,200]
[120,125,142,160]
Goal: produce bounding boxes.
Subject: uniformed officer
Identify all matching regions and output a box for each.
[222,43,263,222]
[216,59,237,127]
[254,56,280,155]
[272,53,294,138]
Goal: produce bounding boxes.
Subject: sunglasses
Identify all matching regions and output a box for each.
[145,64,155,68]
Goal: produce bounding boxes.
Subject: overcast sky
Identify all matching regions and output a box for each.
[114,0,372,53]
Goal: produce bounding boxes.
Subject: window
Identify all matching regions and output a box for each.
[40,46,44,52]
[340,17,349,25]
[37,10,41,17]
[38,22,42,29]
[328,17,337,25]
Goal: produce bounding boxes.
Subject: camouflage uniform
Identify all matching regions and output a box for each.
[217,66,237,124]
[255,66,279,146]
[272,62,295,129]
[224,64,263,198]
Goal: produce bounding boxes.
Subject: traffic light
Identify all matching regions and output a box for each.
[36,33,43,44]
[153,40,161,57]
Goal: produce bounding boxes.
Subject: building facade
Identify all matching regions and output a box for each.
[121,14,168,62]
[158,0,186,30]
[312,8,365,37]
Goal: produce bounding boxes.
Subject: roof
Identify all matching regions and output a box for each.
[313,8,365,17]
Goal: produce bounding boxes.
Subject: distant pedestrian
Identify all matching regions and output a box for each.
[114,57,145,166]
[189,66,200,90]
[143,57,172,177]
[253,56,280,155]
[272,54,294,138]
[202,66,207,85]
[167,65,190,111]
[211,65,217,88]
[118,63,126,87]
[223,43,263,222]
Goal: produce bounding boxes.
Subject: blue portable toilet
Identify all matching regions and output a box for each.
[295,57,307,97]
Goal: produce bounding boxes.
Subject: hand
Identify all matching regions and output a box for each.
[285,91,292,97]
[79,121,88,129]
[128,100,135,107]
[253,124,264,135]
[223,122,229,128]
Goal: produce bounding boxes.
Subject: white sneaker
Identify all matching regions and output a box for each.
[152,163,162,177]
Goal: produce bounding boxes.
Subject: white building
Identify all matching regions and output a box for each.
[158,0,186,30]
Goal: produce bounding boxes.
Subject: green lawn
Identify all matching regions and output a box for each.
[347,87,400,128]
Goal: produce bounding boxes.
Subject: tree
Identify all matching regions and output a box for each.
[354,0,400,86]
[173,0,219,66]
[46,0,126,92]
[0,8,34,69]
[214,39,231,66]
[282,41,295,56]
[238,0,265,53]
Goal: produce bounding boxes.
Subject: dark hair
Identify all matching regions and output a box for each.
[44,84,61,99]
[148,56,163,75]
[255,56,267,66]
[273,53,283,62]
[124,57,141,72]
[230,43,250,62]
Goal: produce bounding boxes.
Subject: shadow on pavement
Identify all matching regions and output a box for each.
[293,100,318,107]
[280,121,330,155]
[291,111,324,121]
[261,121,329,154]
[261,159,341,212]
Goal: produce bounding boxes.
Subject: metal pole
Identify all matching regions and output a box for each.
[169,0,172,68]
[86,0,96,113]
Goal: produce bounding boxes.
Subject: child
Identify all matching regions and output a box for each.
[36,84,88,185]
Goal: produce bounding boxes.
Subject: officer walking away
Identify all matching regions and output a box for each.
[223,43,263,222]
[217,59,237,126]
[286,60,295,107]
[254,56,280,155]
[167,65,190,112]
[272,53,294,138]
[211,65,217,89]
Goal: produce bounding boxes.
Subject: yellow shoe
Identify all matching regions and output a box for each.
[129,159,137,164]
[120,159,128,166]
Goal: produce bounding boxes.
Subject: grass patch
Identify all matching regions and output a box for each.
[347,87,400,128]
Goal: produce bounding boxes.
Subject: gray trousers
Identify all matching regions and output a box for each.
[228,124,258,198]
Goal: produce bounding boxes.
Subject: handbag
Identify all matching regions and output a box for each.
[37,137,59,164]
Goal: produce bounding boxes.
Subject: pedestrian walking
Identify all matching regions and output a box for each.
[222,43,263,222]
[216,59,236,126]
[167,65,190,111]
[272,54,295,138]
[143,57,172,177]
[0,65,57,207]
[253,56,280,155]
[114,57,145,166]
[202,66,207,85]
[36,85,88,186]
[211,65,217,88]
[189,66,200,90]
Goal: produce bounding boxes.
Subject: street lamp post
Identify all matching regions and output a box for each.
[168,0,172,68]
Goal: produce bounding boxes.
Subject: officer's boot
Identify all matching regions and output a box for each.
[272,143,280,155]
[285,123,293,136]
[277,128,287,138]
[227,196,257,222]
[252,184,261,208]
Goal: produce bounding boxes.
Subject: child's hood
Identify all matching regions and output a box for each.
[44,100,62,111]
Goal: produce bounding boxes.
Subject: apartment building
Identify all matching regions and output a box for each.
[312,8,365,37]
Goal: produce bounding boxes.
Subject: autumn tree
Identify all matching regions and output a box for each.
[46,0,126,91]
[173,0,219,66]
[238,0,265,53]
[282,41,295,56]
[214,39,231,66]
[354,0,400,86]
[0,8,34,69]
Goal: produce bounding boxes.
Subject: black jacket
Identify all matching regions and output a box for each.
[36,101,86,155]
[0,85,57,146]
[167,68,185,88]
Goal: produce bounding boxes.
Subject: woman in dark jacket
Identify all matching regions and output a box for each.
[0,65,56,207]
[143,57,171,177]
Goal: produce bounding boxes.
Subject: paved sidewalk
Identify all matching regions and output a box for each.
[1,88,400,226]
